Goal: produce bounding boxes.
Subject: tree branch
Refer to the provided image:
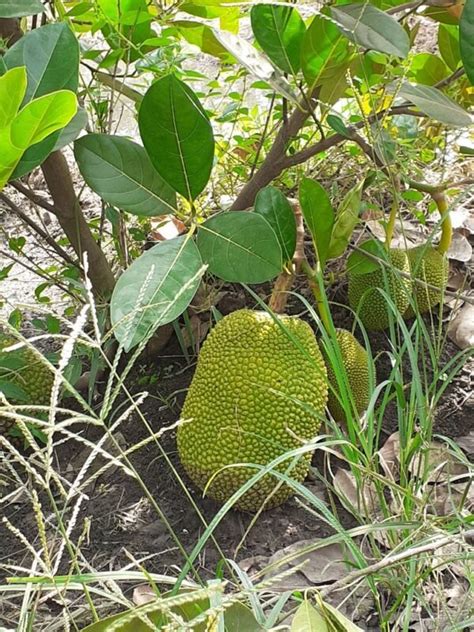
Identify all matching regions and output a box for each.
[0,192,78,268]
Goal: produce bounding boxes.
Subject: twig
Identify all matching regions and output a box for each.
[0,192,78,267]
[10,181,58,215]
[319,528,474,598]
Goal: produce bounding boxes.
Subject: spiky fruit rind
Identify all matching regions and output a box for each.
[348,247,411,331]
[177,309,328,511]
[404,246,448,317]
[323,329,374,424]
[0,334,54,440]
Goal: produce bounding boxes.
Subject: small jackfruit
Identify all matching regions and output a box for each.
[177,309,328,511]
[404,246,448,317]
[348,242,412,331]
[323,329,374,424]
[0,334,54,443]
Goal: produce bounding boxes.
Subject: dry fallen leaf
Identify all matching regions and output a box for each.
[456,432,474,455]
[447,232,473,262]
[378,431,400,480]
[333,469,380,518]
[180,314,210,350]
[261,538,356,590]
[408,442,468,483]
[133,584,157,606]
[447,303,474,350]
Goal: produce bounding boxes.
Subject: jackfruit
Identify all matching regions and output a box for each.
[323,329,374,424]
[177,309,328,511]
[0,334,54,444]
[347,241,412,331]
[404,246,448,317]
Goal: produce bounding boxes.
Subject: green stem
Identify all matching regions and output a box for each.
[301,258,331,332]
[434,192,452,255]
[384,197,398,251]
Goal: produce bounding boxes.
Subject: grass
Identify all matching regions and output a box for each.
[0,263,473,631]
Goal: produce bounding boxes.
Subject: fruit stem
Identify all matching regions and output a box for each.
[384,196,398,251]
[301,258,332,332]
[434,191,452,255]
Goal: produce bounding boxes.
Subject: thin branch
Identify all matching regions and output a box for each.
[10,181,58,215]
[0,193,78,268]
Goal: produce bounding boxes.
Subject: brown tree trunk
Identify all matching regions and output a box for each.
[0,17,116,300]
[41,152,116,300]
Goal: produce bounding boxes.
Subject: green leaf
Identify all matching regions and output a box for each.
[111,235,204,351]
[299,178,334,270]
[197,212,282,283]
[398,82,472,127]
[254,186,296,263]
[438,24,461,72]
[317,600,365,632]
[138,74,214,200]
[331,3,410,58]
[301,13,350,89]
[0,379,30,403]
[346,238,387,276]
[291,600,328,632]
[250,4,306,74]
[0,67,27,128]
[212,27,299,103]
[4,23,80,102]
[0,0,44,17]
[1,90,77,189]
[327,114,350,137]
[74,134,176,217]
[174,20,235,61]
[327,181,363,260]
[460,0,474,84]
[11,108,87,180]
[11,91,77,148]
[408,53,449,86]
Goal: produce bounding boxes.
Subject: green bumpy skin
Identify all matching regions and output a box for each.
[348,248,412,331]
[404,246,448,318]
[0,335,54,441]
[177,310,328,512]
[323,329,374,424]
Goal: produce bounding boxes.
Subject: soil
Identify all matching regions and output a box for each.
[0,272,472,629]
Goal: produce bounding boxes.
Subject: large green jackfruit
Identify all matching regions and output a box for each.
[404,246,448,317]
[0,334,54,442]
[177,310,328,511]
[348,242,412,331]
[323,329,374,424]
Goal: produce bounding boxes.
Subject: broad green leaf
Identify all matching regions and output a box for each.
[0,91,77,189]
[408,53,449,86]
[250,4,306,74]
[138,74,214,200]
[331,3,410,58]
[398,82,472,127]
[299,178,334,270]
[174,20,235,61]
[74,134,176,216]
[111,236,204,351]
[98,0,150,25]
[254,186,296,263]
[197,212,282,283]
[460,0,474,84]
[12,108,88,180]
[10,133,59,180]
[4,23,80,102]
[291,600,328,632]
[52,107,88,151]
[212,28,299,103]
[0,67,27,128]
[0,379,30,403]
[11,91,77,148]
[301,14,350,89]
[438,24,461,71]
[327,181,363,260]
[0,0,44,17]
[346,239,387,276]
